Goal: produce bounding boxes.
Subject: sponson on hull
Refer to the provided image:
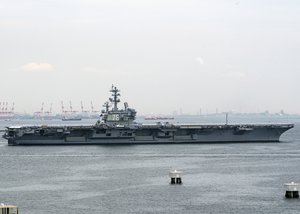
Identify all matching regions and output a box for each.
[3,85,294,145]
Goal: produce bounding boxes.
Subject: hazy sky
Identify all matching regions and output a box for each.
[1,0,300,114]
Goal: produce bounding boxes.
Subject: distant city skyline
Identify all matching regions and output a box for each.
[1,0,300,114]
[0,100,294,116]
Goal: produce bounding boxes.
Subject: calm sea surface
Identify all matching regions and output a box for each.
[0,115,300,214]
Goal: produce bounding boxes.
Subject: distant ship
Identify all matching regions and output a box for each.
[0,112,14,121]
[144,116,174,120]
[61,116,82,121]
[3,85,294,145]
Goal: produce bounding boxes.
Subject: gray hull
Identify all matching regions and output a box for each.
[2,86,295,146]
[4,124,294,145]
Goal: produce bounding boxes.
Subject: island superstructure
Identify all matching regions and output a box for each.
[3,85,294,145]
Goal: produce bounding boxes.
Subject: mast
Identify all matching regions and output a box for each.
[103,101,110,112]
[109,85,120,111]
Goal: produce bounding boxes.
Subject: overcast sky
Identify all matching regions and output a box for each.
[1,0,300,115]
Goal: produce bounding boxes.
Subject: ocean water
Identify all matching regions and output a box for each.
[0,116,300,214]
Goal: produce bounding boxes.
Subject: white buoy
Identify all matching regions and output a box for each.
[284,182,300,198]
[169,169,182,184]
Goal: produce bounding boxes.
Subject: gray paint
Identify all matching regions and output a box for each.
[3,86,294,145]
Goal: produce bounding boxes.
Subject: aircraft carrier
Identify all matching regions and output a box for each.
[3,86,294,145]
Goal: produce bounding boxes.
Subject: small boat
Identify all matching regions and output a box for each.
[144,116,174,120]
[61,116,82,121]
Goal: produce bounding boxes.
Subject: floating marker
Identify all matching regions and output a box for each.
[169,169,182,184]
[284,182,300,198]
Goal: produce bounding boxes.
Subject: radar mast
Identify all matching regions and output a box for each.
[109,85,120,111]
